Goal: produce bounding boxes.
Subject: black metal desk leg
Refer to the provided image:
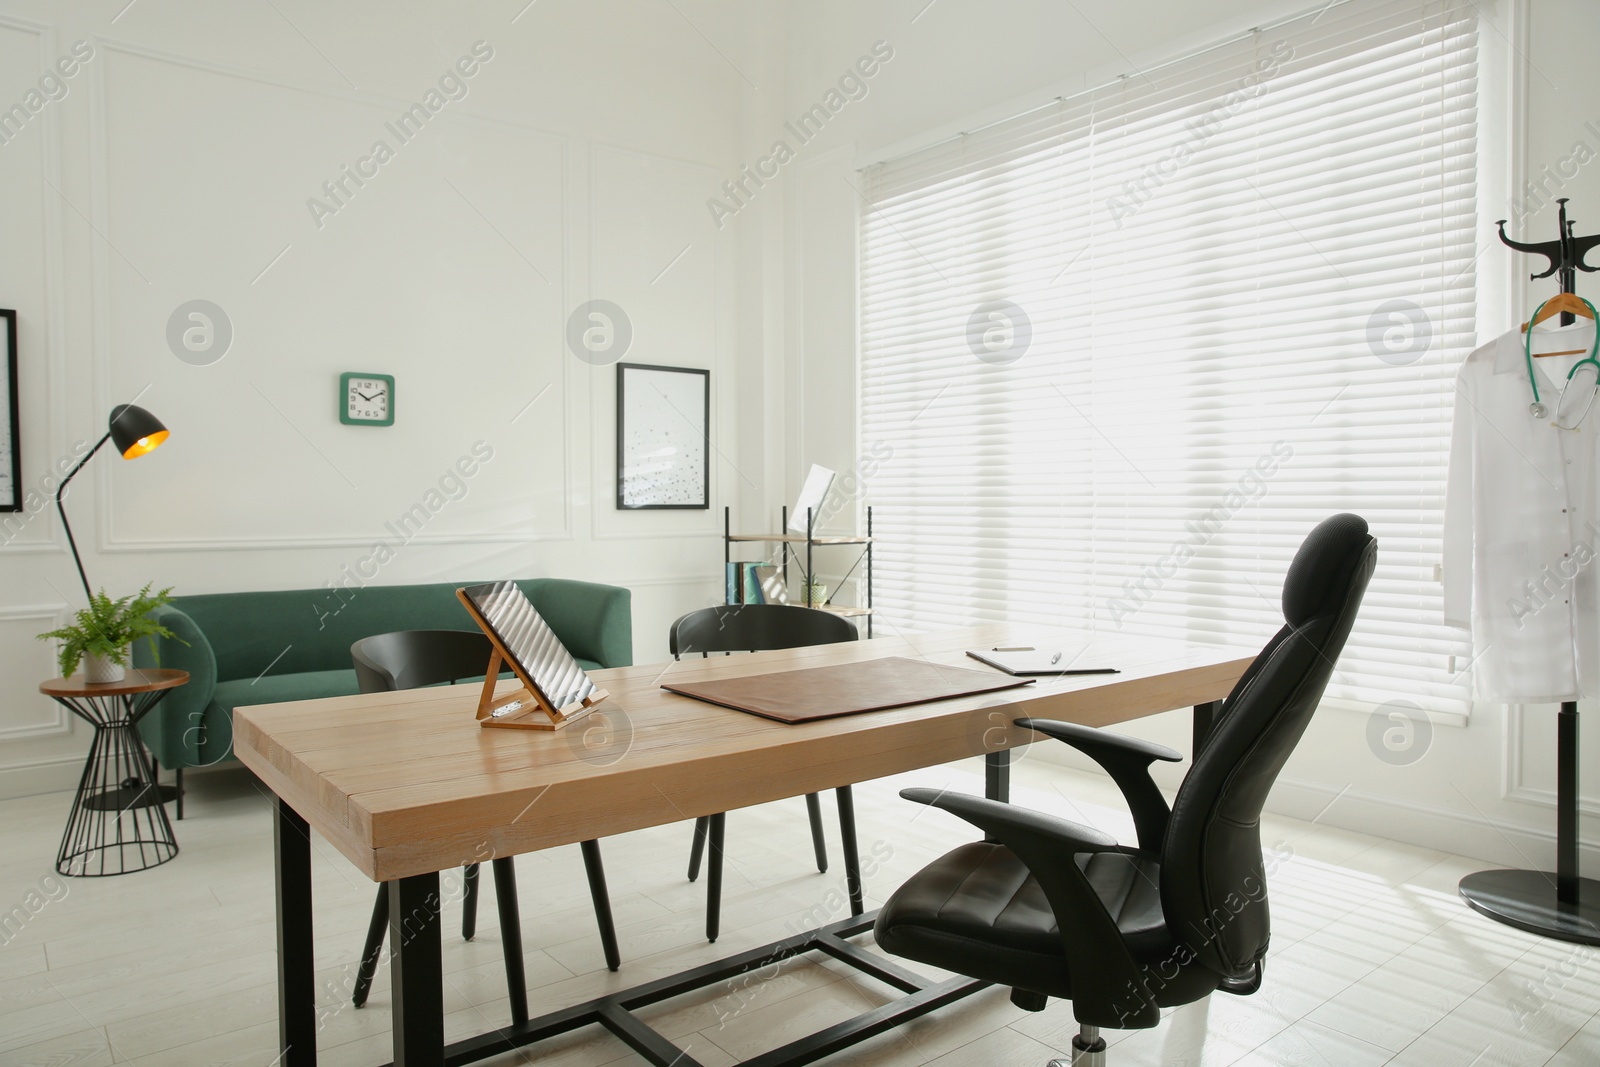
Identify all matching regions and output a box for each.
[1193,699,1223,754]
[836,786,864,917]
[985,749,1010,803]
[274,797,317,1066]
[984,750,1011,846]
[492,857,528,1025]
[389,872,444,1066]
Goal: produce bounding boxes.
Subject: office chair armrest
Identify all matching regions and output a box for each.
[899,787,1161,1029]
[1016,718,1179,852]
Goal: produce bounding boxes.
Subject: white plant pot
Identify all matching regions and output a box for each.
[82,651,127,684]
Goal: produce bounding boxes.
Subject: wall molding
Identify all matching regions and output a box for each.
[98,530,579,553]
[0,604,71,740]
[85,37,575,552]
[0,753,86,801]
[1032,737,1597,869]
[1267,771,1598,870]
[0,16,73,557]
[1504,701,1600,816]
[585,141,727,544]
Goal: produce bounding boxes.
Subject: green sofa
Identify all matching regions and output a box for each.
[133,578,632,815]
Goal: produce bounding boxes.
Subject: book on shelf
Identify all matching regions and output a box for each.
[726,562,790,606]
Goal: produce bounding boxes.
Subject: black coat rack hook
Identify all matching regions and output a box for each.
[1497,198,1600,324]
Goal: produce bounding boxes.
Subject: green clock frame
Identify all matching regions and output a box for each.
[339,372,395,427]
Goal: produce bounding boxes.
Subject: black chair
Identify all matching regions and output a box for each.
[874,514,1376,1066]
[349,630,621,1016]
[670,603,863,942]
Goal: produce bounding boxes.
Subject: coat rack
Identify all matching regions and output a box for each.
[1458,199,1600,945]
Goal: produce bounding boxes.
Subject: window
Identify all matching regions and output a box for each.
[859,0,1478,717]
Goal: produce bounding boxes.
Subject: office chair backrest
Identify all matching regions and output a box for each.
[350,629,496,694]
[669,603,858,658]
[1160,513,1376,980]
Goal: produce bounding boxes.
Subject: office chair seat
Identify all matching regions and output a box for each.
[876,842,1193,1000]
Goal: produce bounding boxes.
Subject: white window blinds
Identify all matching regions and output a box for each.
[859,0,1478,718]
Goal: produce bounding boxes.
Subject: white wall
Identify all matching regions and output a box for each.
[777,0,1600,871]
[5,0,1597,874]
[0,0,776,795]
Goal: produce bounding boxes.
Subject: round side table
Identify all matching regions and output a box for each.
[41,668,189,877]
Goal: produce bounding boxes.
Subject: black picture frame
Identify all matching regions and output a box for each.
[616,362,710,510]
[1,310,19,513]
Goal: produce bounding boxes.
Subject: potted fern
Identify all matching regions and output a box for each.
[38,585,180,683]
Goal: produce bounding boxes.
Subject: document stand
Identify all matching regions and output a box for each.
[456,588,608,731]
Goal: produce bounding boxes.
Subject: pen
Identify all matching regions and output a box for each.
[992,646,1033,651]
[1050,652,1062,665]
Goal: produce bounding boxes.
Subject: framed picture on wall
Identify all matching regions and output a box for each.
[1,310,19,513]
[616,362,709,510]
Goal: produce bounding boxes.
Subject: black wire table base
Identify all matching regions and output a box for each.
[53,691,180,877]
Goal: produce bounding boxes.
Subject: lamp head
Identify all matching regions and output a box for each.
[108,404,168,459]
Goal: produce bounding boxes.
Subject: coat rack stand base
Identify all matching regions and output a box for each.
[1459,699,1600,945]
[1459,869,1600,946]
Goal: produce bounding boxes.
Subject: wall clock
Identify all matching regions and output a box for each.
[340,372,394,426]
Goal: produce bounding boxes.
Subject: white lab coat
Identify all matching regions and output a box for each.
[1443,320,1600,703]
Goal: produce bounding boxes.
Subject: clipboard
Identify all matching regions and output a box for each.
[965,649,1120,677]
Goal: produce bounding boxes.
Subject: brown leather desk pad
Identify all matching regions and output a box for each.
[660,655,1033,723]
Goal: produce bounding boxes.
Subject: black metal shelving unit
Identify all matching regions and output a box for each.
[723,505,874,637]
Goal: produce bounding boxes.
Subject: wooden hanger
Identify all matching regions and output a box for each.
[1524,293,1597,357]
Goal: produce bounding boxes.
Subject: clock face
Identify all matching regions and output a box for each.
[340,373,394,426]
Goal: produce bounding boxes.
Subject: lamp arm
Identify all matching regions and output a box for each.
[55,431,111,603]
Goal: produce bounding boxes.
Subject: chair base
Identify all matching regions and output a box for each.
[1047,1025,1106,1067]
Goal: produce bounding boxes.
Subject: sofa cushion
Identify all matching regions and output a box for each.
[211,669,363,717]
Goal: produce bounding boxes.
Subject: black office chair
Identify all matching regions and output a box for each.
[875,513,1376,1066]
[669,603,863,942]
[349,630,621,1016]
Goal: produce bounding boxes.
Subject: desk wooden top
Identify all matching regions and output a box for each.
[233,625,1253,881]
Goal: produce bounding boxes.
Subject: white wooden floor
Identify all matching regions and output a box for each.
[1,753,1597,1067]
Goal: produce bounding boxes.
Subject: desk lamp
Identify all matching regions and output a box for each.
[55,404,169,601]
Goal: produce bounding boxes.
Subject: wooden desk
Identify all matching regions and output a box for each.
[236,624,1252,1067]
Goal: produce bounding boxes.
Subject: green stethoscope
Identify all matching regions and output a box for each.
[1525,295,1600,429]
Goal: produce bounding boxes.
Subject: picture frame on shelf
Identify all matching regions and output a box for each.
[1,310,19,512]
[788,464,835,533]
[616,362,710,510]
